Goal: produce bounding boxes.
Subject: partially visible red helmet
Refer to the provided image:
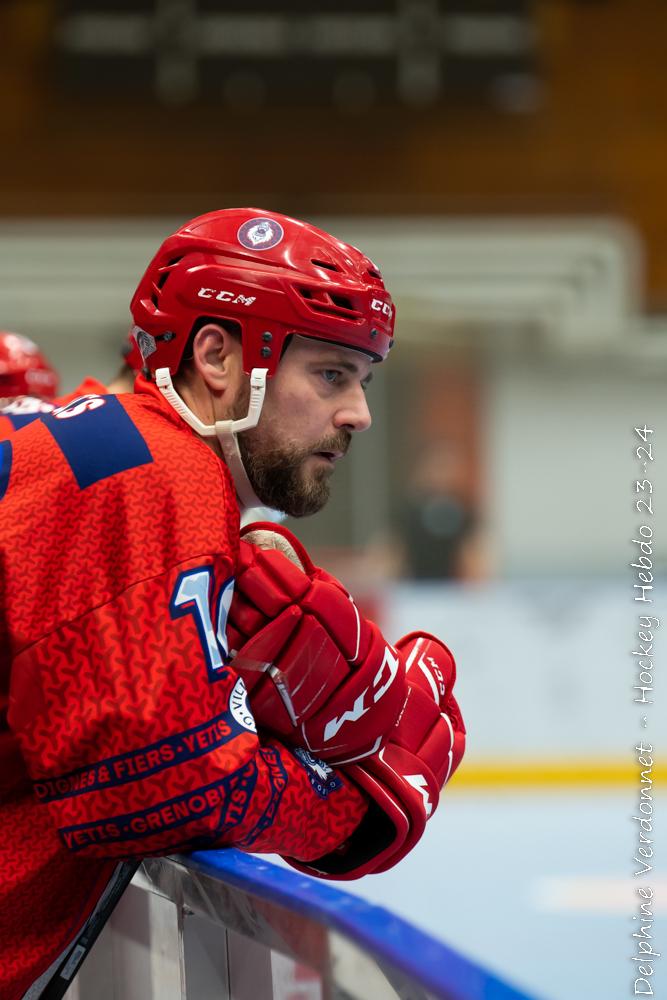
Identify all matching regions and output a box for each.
[130,208,395,378]
[0,331,59,400]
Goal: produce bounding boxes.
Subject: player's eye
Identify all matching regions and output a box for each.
[321,369,341,384]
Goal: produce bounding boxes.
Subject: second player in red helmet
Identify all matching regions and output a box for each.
[0,331,59,437]
[0,330,59,401]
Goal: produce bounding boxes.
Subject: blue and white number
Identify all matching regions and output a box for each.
[170,567,234,683]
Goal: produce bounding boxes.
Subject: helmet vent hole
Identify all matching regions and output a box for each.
[367,267,382,280]
[330,294,354,311]
[157,256,183,290]
[311,258,340,272]
[297,286,359,318]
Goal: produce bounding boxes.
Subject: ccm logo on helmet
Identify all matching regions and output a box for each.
[198,288,256,307]
[322,645,400,743]
[371,298,393,320]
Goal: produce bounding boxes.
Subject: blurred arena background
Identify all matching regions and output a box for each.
[0,2,665,998]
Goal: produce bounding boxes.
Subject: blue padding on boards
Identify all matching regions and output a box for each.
[185,849,539,1000]
[43,395,152,489]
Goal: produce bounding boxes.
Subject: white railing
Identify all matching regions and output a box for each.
[64,849,538,1000]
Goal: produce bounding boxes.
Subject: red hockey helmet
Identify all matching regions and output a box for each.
[0,331,59,400]
[129,208,395,378]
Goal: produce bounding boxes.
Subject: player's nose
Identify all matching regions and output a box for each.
[333,384,372,433]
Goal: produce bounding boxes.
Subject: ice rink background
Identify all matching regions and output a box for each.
[267,580,666,1000]
[271,789,667,1000]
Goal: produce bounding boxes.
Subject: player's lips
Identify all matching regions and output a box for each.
[309,431,350,465]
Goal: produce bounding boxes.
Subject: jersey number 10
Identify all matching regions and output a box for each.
[170,566,235,684]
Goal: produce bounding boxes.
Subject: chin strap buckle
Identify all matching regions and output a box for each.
[155,366,269,512]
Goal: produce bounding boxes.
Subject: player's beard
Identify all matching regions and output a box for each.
[231,389,351,517]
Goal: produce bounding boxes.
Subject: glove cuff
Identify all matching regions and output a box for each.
[284,771,410,880]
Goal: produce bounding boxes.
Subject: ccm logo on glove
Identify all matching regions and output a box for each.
[323,644,400,742]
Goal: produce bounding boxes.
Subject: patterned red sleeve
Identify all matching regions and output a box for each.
[8,556,367,864]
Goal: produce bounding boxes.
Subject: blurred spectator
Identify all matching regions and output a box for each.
[396,438,488,581]
[319,437,491,597]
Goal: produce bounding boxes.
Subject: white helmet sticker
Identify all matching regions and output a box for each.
[133,326,157,361]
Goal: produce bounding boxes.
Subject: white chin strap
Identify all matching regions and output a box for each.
[155,366,268,511]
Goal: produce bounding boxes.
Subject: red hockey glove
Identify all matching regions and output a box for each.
[227,523,407,765]
[397,630,466,784]
[285,631,465,879]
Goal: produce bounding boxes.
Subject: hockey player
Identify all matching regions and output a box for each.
[0,209,465,999]
[0,330,59,436]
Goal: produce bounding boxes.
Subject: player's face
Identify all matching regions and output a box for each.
[236,336,373,517]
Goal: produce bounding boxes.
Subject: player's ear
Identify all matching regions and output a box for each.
[191,322,242,391]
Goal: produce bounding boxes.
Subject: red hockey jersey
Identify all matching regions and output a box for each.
[0,379,367,999]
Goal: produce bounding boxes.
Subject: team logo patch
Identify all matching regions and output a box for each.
[230,677,257,733]
[237,218,284,252]
[293,748,342,799]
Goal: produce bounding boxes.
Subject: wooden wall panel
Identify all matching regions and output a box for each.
[2,1,667,301]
